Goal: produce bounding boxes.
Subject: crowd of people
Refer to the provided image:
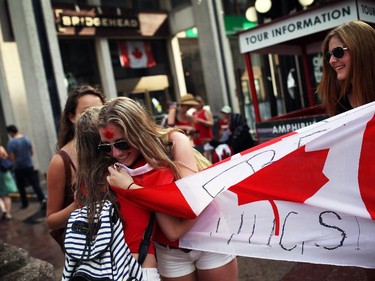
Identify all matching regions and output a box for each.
[164,93,255,164]
[0,19,374,280]
[0,85,249,280]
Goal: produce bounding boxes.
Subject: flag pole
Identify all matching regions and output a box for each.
[244,52,261,123]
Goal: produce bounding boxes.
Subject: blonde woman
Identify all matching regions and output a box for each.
[96,97,237,281]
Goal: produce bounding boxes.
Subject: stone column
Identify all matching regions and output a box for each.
[7,0,57,174]
[0,17,26,140]
[90,0,117,99]
[40,0,67,107]
[166,36,187,99]
[165,3,195,99]
[191,0,238,114]
[95,39,117,99]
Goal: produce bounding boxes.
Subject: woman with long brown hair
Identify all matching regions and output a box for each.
[317,20,375,281]
[317,20,375,116]
[46,85,105,249]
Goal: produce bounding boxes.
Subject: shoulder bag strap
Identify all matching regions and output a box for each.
[137,212,155,265]
[57,150,77,199]
[58,150,77,173]
[57,150,73,189]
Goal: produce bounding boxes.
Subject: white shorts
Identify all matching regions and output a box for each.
[142,267,161,281]
[155,243,236,278]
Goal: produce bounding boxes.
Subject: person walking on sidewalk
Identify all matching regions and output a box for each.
[0,144,17,220]
[6,125,46,210]
[192,96,214,162]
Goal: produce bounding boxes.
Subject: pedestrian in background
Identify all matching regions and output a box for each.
[6,125,46,210]
[0,145,6,158]
[226,113,255,155]
[167,93,198,142]
[0,144,17,220]
[210,112,255,163]
[317,20,375,281]
[192,96,214,162]
[217,105,232,142]
[46,85,105,249]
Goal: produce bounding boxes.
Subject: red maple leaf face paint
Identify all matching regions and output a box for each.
[99,124,124,143]
[103,127,115,140]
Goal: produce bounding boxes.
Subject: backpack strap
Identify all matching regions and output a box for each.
[137,212,155,265]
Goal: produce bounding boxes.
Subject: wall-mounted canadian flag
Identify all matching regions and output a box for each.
[118,41,156,68]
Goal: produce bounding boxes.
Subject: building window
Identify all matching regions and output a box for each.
[59,39,101,92]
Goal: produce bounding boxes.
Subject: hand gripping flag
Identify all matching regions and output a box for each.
[124,101,375,268]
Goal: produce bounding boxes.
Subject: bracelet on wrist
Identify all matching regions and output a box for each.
[127,182,135,190]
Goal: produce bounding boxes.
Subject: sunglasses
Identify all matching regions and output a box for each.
[97,140,130,153]
[325,46,348,62]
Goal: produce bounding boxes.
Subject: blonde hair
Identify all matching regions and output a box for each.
[98,97,183,179]
[317,21,375,116]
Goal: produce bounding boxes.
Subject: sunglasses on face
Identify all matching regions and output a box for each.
[97,140,130,153]
[325,46,348,62]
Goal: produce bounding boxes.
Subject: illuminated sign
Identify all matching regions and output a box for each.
[59,14,139,29]
[239,0,374,53]
[53,4,169,37]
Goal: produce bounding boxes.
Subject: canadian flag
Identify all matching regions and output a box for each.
[121,102,375,268]
[118,41,156,68]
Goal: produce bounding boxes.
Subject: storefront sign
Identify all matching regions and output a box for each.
[59,14,139,29]
[53,4,169,37]
[239,0,359,53]
[358,0,375,24]
[256,115,327,143]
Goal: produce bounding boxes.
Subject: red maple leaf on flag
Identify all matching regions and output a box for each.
[132,47,143,59]
[358,115,375,219]
[229,146,330,235]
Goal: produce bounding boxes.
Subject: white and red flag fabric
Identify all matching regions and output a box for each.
[124,101,375,268]
[118,41,155,68]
